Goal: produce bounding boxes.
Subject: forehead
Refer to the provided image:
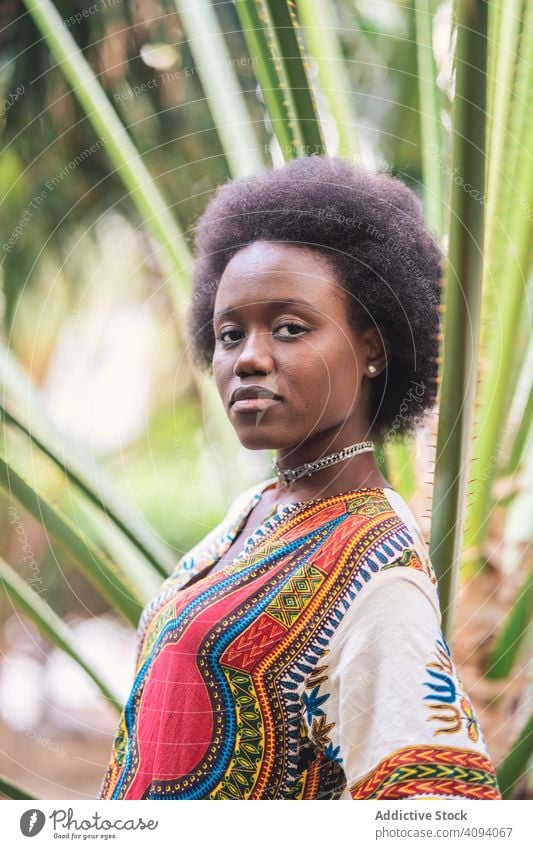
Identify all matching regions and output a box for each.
[214,241,342,315]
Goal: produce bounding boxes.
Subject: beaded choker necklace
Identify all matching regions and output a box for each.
[272,440,375,486]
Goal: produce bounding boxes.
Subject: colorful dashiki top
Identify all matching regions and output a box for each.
[98,480,501,800]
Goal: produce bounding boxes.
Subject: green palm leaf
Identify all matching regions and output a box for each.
[0,556,122,713]
[485,561,533,680]
[413,0,445,235]
[0,403,175,577]
[496,713,533,799]
[234,0,296,153]
[297,0,360,160]
[1,339,171,582]
[0,449,144,625]
[464,0,533,571]
[429,0,488,639]
[174,0,264,177]
[0,774,38,800]
[234,0,326,157]
[482,0,522,275]
[18,0,241,510]
[505,383,533,476]
[21,0,191,310]
[1,396,173,578]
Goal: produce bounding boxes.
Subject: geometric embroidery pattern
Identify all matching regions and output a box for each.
[220,613,286,672]
[350,745,501,799]
[208,669,264,799]
[267,563,324,628]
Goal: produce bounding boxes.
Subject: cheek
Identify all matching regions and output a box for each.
[299,337,359,389]
[305,340,362,410]
[211,349,232,390]
[282,353,336,416]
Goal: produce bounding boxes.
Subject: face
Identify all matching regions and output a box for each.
[211,241,385,456]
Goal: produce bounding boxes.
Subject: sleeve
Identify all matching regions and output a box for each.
[324,566,502,800]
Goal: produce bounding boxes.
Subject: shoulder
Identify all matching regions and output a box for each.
[346,562,442,630]
[335,487,437,582]
[325,486,441,621]
[329,551,443,664]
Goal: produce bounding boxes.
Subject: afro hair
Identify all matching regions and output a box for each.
[187,155,443,442]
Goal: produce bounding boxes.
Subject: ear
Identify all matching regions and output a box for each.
[363,326,389,376]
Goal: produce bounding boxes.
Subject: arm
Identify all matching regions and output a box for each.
[321,566,501,799]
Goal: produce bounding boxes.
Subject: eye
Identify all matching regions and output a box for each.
[215,322,308,345]
[215,328,242,345]
[275,322,308,338]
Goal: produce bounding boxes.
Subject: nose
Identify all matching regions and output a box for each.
[233,330,275,376]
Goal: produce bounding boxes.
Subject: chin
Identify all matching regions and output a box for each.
[233,430,286,451]
[230,420,297,452]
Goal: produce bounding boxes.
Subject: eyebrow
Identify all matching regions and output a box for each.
[213,298,317,321]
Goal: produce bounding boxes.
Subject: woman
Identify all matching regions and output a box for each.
[98,156,501,800]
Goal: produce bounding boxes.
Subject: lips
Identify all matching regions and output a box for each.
[230,384,282,406]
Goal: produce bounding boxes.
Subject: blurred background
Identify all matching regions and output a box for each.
[0,0,531,799]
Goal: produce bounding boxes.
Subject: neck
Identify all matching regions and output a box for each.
[270,431,390,503]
